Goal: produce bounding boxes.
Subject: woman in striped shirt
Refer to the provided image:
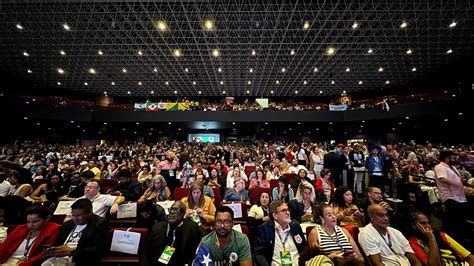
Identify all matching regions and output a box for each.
[308,203,365,265]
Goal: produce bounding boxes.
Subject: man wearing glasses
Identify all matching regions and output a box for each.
[254,201,307,265]
[77,180,125,218]
[140,201,200,265]
[362,186,393,225]
[198,206,252,265]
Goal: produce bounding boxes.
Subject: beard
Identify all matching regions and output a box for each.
[216,228,231,238]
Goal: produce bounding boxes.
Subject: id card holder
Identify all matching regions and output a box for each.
[191,214,201,226]
[280,250,292,266]
[157,245,176,264]
[169,170,175,177]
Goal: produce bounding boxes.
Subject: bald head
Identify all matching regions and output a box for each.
[368,204,389,229]
[368,204,385,216]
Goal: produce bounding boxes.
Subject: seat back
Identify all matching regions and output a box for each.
[270,180,279,191]
[172,188,190,201]
[306,225,316,240]
[100,178,118,193]
[212,187,221,206]
[220,201,248,221]
[282,173,297,183]
[244,166,256,178]
[249,187,272,205]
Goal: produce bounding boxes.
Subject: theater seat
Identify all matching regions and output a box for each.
[100,227,148,264]
[244,166,256,178]
[172,188,189,201]
[212,187,221,206]
[249,187,271,205]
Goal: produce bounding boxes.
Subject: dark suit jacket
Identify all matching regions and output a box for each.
[288,199,316,223]
[53,214,109,266]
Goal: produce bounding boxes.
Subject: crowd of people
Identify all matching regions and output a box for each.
[0,140,473,265]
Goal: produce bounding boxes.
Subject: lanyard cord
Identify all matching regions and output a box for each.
[377,230,399,255]
[23,231,38,259]
[321,226,343,249]
[276,225,291,251]
[166,224,176,247]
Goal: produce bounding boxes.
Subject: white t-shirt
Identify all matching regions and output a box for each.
[77,194,117,217]
[0,180,13,197]
[65,224,87,249]
[358,223,414,266]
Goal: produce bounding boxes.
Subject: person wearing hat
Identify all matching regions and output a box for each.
[365,146,384,191]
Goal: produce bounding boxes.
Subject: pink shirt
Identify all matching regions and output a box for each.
[434,162,466,203]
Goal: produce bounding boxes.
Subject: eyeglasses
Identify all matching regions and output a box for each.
[168,207,183,214]
[215,219,233,226]
[276,208,290,214]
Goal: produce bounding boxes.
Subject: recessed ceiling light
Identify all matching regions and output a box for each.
[452,94,456,97]
[184,68,189,72]
[111,82,115,85]
[406,49,412,54]
[218,67,222,73]
[150,90,154,94]
[98,50,103,55]
[319,90,323,94]
[400,21,407,28]
[358,80,363,85]
[446,49,453,54]
[104,91,107,95]
[84,82,88,86]
[449,21,457,28]
[63,23,71,30]
[138,50,143,56]
[251,49,256,56]
[173,49,182,57]
[276,80,280,84]
[27,69,32,73]
[122,68,127,73]
[331,80,335,84]
[16,24,23,30]
[412,67,417,72]
[212,49,220,57]
[352,22,359,29]
[168,122,172,125]
[270,90,274,94]
[165,81,169,85]
[281,67,286,73]
[405,116,409,119]
[198,90,202,94]
[203,19,215,30]
[138,81,142,86]
[23,51,29,57]
[222,90,226,94]
[362,120,365,123]
[385,80,390,84]
[290,49,295,55]
[174,90,179,94]
[378,67,384,72]
[57,82,61,85]
[88,68,96,74]
[326,47,336,55]
[220,81,224,85]
[249,68,254,73]
[345,67,350,72]
[303,21,310,30]
[156,20,168,31]
[192,81,196,85]
[343,90,347,94]
[246,90,250,94]
[57,68,65,74]
[248,81,252,85]
[313,67,318,72]
[303,80,307,85]
[444,118,449,122]
[294,90,298,94]
[458,112,463,115]
[153,68,158,72]
[60,50,66,56]
[367,48,373,54]
[127,91,131,94]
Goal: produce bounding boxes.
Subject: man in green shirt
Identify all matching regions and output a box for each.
[200,206,252,265]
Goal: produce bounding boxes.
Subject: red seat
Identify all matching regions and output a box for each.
[212,187,221,206]
[100,178,118,192]
[306,225,316,239]
[249,187,272,205]
[172,188,190,201]
[270,180,279,191]
[244,166,256,178]
[100,227,148,263]
[282,173,297,183]
[220,201,248,221]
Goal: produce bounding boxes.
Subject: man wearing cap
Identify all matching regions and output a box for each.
[365,147,384,191]
[434,150,470,242]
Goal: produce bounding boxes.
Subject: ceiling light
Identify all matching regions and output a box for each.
[406,49,412,54]
[303,80,307,85]
[222,90,226,94]
[246,90,250,94]
[326,47,336,55]
[88,68,96,74]
[150,90,154,94]
[449,21,457,28]
[331,80,335,84]
[203,19,215,30]
[405,116,410,119]
[400,21,407,28]
[173,49,182,57]
[358,80,363,85]
[378,67,384,72]
[60,50,66,56]
[57,68,65,74]
[57,82,61,85]
[153,68,158,72]
[313,67,318,72]
[122,68,127,73]
[251,49,256,56]
[319,90,323,94]
[198,90,202,94]
[367,49,373,54]
[212,49,220,57]
[294,90,298,94]
[446,49,452,54]
[249,68,254,73]
[174,90,177,94]
[165,81,169,85]
[127,91,131,94]
[458,112,463,115]
[218,67,222,73]
[111,82,115,85]
[104,91,107,95]
[138,50,143,56]
[412,67,417,72]
[27,69,32,73]
[352,22,359,29]
[303,21,310,30]
[342,90,347,94]
[16,24,23,30]
[248,81,252,85]
[156,20,168,31]
[98,50,103,55]
[63,23,71,31]
[185,68,189,72]
[84,82,88,86]
[385,80,390,84]
[23,52,29,57]
[276,80,280,84]
[281,67,286,73]
[345,67,350,72]
[290,49,295,55]
[220,81,224,85]
[192,81,196,85]
[138,81,142,85]
[270,90,274,94]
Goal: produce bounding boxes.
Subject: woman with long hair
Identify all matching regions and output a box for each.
[181,181,216,232]
[330,186,364,227]
[137,175,171,204]
[29,174,66,204]
[272,175,295,203]
[249,169,270,190]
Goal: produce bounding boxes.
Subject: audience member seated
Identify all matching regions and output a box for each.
[408,212,474,266]
[136,200,167,231]
[254,201,307,265]
[247,191,271,236]
[361,186,393,225]
[307,203,364,265]
[315,168,335,201]
[207,168,224,192]
[288,181,317,223]
[43,199,108,265]
[137,165,153,188]
[223,177,250,205]
[297,247,333,266]
[249,169,270,190]
[226,166,248,189]
[0,170,13,197]
[0,206,60,265]
[137,175,171,204]
[59,172,86,201]
[181,181,216,234]
[76,180,125,218]
[106,169,141,201]
[291,169,313,190]
[358,204,421,266]
[266,165,282,181]
[140,201,201,266]
[195,174,215,200]
[330,186,364,227]
[197,206,252,265]
[29,174,66,205]
[272,176,295,203]
[8,170,33,198]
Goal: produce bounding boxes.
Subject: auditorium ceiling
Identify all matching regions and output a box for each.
[1,1,473,97]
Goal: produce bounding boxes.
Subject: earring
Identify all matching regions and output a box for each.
[321,219,325,225]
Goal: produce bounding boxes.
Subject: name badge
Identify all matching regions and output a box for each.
[157,245,176,264]
[169,170,175,177]
[191,214,201,226]
[280,251,292,266]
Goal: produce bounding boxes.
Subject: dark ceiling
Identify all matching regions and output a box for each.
[1,0,473,98]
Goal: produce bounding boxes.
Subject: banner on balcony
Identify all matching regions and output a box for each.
[329,104,348,111]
